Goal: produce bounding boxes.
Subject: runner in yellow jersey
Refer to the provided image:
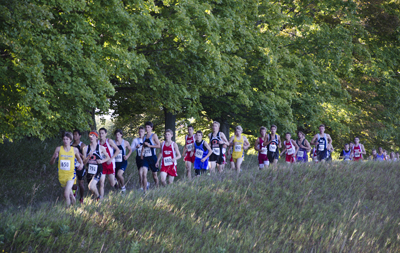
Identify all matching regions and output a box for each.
[228,126,250,173]
[50,132,83,207]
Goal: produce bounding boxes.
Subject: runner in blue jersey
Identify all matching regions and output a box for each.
[310,124,333,162]
[191,130,212,176]
[339,144,352,161]
[376,147,386,161]
[296,131,311,163]
[140,121,161,191]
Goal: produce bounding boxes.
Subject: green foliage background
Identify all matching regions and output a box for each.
[1,0,400,153]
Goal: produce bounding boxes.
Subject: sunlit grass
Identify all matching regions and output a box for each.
[1,139,400,252]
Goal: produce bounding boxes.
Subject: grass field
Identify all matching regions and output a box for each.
[1,138,400,252]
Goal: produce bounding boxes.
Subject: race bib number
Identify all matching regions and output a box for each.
[115,153,123,162]
[260,147,268,155]
[213,148,220,156]
[354,151,360,158]
[287,148,294,155]
[195,149,204,159]
[163,157,173,166]
[297,150,304,157]
[186,143,193,152]
[234,145,242,152]
[144,147,152,157]
[60,160,71,171]
[88,164,98,174]
[318,144,325,151]
[269,144,277,153]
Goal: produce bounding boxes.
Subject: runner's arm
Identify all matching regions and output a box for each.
[109,139,121,160]
[310,135,318,146]
[130,139,138,152]
[74,147,84,170]
[220,132,229,145]
[80,143,87,159]
[151,134,161,149]
[304,140,311,152]
[203,141,213,160]
[99,146,110,164]
[361,144,366,155]
[254,138,260,151]
[292,140,299,154]
[327,134,332,145]
[49,147,60,165]
[173,142,182,162]
[278,135,282,148]
[155,146,163,168]
[243,137,250,150]
[124,140,132,159]
[82,146,90,164]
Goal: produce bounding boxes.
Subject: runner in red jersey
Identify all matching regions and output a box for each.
[98,128,120,197]
[351,136,366,161]
[254,126,269,169]
[182,125,195,179]
[280,132,299,163]
[156,129,181,186]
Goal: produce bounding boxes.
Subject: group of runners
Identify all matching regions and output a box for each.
[50,121,396,206]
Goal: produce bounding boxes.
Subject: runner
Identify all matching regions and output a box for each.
[226,145,235,170]
[228,126,250,172]
[254,126,269,169]
[311,124,332,162]
[326,143,334,161]
[98,128,120,196]
[208,121,229,173]
[383,150,389,160]
[131,127,150,191]
[140,121,161,192]
[396,152,400,160]
[339,144,352,161]
[50,132,83,207]
[182,125,195,179]
[351,137,366,162]
[370,149,377,160]
[191,130,212,176]
[114,129,132,192]
[263,125,282,166]
[389,152,396,161]
[376,147,385,161]
[296,131,311,163]
[82,131,110,201]
[72,129,87,203]
[156,129,181,186]
[280,132,299,163]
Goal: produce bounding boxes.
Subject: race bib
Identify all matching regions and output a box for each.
[234,145,242,152]
[297,150,304,157]
[144,147,152,157]
[195,149,204,159]
[318,144,325,151]
[88,164,98,174]
[115,153,123,162]
[60,160,71,171]
[213,148,220,156]
[269,144,276,153]
[186,143,193,152]
[287,148,294,155]
[137,146,142,155]
[260,147,268,155]
[163,157,173,166]
[354,151,360,158]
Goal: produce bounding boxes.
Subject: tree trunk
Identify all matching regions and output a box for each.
[164,107,176,142]
[219,119,230,139]
[90,108,97,131]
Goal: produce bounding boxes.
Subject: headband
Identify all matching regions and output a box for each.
[89,131,98,138]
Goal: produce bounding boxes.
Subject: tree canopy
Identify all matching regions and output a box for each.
[1,0,399,152]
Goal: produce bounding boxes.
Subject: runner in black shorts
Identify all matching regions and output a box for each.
[114,129,132,193]
[208,121,229,173]
[264,125,281,167]
[131,126,149,190]
[82,131,110,201]
[72,129,87,203]
[140,122,161,192]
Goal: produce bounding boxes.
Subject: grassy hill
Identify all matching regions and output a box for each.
[1,139,400,252]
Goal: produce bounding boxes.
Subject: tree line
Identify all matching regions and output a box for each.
[1,0,400,153]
